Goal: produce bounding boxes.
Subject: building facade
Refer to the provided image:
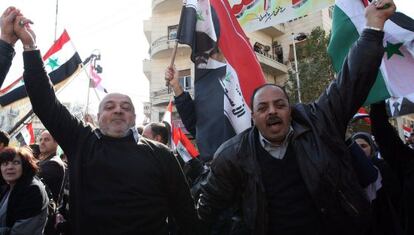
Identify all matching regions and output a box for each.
[143,0,334,124]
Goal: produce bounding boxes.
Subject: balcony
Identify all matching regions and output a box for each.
[150,87,171,106]
[150,36,191,59]
[259,24,286,37]
[143,20,151,43]
[142,59,151,80]
[151,86,193,106]
[255,52,288,76]
[152,0,181,13]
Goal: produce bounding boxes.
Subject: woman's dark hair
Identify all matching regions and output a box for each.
[351,132,378,158]
[0,147,39,181]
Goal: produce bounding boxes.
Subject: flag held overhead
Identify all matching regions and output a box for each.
[0,30,82,107]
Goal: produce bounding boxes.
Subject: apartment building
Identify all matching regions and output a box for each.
[143,0,334,126]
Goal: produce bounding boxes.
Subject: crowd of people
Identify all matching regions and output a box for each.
[0,0,413,234]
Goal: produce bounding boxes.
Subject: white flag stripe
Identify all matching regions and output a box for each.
[44,41,77,74]
[176,141,192,162]
[337,0,414,99]
[220,64,252,134]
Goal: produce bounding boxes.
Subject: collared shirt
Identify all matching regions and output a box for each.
[258,126,294,159]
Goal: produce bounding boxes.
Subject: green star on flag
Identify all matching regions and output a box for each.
[328,0,414,105]
[385,41,404,59]
[197,10,204,21]
[46,57,60,70]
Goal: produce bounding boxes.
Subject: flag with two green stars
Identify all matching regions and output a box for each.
[328,0,414,105]
[0,30,82,106]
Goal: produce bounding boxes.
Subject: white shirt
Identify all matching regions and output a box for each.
[258,126,294,159]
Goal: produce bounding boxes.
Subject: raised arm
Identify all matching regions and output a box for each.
[0,7,19,86]
[165,65,197,136]
[315,0,395,134]
[370,101,414,168]
[13,14,90,157]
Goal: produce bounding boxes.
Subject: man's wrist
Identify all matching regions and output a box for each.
[365,19,385,31]
[365,26,383,32]
[172,84,184,96]
[23,43,37,51]
[0,37,15,47]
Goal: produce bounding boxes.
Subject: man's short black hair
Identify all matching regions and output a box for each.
[0,130,10,146]
[148,122,170,145]
[250,83,290,110]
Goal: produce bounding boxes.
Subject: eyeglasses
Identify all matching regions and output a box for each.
[1,160,22,167]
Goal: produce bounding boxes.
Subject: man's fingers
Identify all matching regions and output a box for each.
[4,7,16,16]
[5,10,18,23]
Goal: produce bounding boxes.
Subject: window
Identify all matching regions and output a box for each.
[178,69,191,91]
[168,25,178,40]
[179,76,192,91]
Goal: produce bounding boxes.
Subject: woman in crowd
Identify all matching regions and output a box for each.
[351,132,403,235]
[0,147,49,235]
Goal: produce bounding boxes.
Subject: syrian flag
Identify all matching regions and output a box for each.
[163,99,199,162]
[14,122,35,146]
[172,127,199,162]
[352,107,371,124]
[328,0,414,105]
[176,0,265,160]
[403,125,412,138]
[0,30,82,106]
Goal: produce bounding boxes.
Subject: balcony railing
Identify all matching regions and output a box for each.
[150,35,190,58]
[255,51,288,75]
[150,36,173,57]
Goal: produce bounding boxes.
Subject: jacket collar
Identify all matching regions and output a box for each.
[291,120,311,140]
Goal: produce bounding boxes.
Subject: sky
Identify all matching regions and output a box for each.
[0,0,151,124]
[0,0,413,125]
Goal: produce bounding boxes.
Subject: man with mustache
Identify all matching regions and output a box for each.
[197,0,396,234]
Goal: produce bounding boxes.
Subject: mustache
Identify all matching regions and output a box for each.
[266,115,282,124]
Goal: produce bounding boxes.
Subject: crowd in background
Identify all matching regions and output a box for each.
[1,0,414,235]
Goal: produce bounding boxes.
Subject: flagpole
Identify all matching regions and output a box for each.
[167,40,179,94]
[7,67,82,137]
[86,74,91,115]
[80,51,101,115]
[7,110,34,135]
[54,0,59,42]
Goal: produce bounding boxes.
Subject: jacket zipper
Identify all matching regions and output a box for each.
[338,189,359,215]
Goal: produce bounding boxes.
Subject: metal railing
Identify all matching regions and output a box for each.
[255,51,284,64]
[150,36,177,55]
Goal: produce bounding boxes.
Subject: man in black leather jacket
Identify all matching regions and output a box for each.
[197,1,396,234]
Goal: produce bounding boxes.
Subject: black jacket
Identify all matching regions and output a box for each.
[198,29,385,235]
[23,51,199,235]
[39,154,66,202]
[0,39,15,87]
[370,101,414,235]
[0,176,49,233]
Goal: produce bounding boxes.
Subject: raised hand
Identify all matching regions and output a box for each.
[365,0,396,30]
[0,7,20,45]
[13,14,36,50]
[165,65,184,96]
